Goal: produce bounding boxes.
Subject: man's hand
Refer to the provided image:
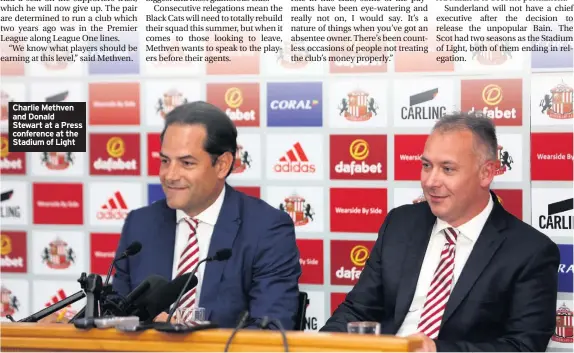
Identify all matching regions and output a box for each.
[407,333,436,352]
[37,310,66,324]
[154,312,171,323]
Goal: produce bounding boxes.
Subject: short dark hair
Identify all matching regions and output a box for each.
[160,101,237,177]
[432,111,498,162]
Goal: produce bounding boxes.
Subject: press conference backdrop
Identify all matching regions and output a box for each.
[0,25,573,351]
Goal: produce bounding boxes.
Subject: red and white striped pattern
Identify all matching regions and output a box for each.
[417,227,458,339]
[176,218,200,320]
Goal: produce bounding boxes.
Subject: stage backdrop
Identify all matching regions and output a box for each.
[0,27,572,351]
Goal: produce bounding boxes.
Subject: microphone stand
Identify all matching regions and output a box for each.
[72,273,104,329]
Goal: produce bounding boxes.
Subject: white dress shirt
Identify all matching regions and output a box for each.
[172,186,226,307]
[396,195,494,336]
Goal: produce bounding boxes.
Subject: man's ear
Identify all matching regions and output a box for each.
[480,160,496,187]
[216,151,234,178]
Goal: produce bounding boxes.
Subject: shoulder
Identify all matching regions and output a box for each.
[125,199,173,223]
[384,202,432,224]
[503,212,559,258]
[234,188,294,228]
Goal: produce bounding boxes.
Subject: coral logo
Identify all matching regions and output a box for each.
[97,191,129,220]
[461,79,523,126]
[267,82,323,127]
[275,142,316,174]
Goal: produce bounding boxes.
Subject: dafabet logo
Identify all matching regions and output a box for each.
[89,134,140,176]
[206,83,260,127]
[330,240,375,285]
[461,79,523,126]
[330,135,386,180]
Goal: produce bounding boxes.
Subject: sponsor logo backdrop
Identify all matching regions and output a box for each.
[0,29,572,349]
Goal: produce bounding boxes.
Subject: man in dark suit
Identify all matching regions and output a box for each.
[320,112,560,352]
[112,101,301,329]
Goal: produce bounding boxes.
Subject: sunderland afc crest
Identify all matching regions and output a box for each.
[495,145,513,176]
[41,152,74,170]
[471,41,512,65]
[42,238,75,270]
[156,89,188,119]
[0,286,19,317]
[540,82,573,120]
[279,193,315,226]
[552,303,573,343]
[232,145,252,174]
[338,90,378,122]
[1,90,13,121]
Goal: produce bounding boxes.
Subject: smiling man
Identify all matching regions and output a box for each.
[320,111,559,352]
[112,101,301,329]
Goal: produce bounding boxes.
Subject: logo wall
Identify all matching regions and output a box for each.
[393,78,457,127]
[0,135,26,174]
[206,83,260,127]
[303,291,326,332]
[90,233,120,276]
[1,231,26,273]
[330,135,386,180]
[549,300,574,347]
[531,23,573,69]
[33,183,83,225]
[266,134,323,180]
[492,134,522,182]
[89,134,140,175]
[531,133,573,181]
[89,183,143,226]
[531,188,573,238]
[394,135,428,181]
[89,82,140,125]
[1,181,27,226]
[31,231,86,276]
[328,80,387,128]
[330,188,387,233]
[145,80,200,126]
[331,240,375,285]
[267,82,323,127]
[531,76,573,125]
[29,82,85,103]
[31,151,83,176]
[461,79,523,126]
[296,239,324,285]
[227,133,261,180]
[266,186,324,233]
[0,279,29,321]
[147,184,165,205]
[558,244,573,293]
[1,83,25,131]
[147,133,161,176]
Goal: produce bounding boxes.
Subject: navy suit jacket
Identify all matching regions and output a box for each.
[112,183,302,329]
[321,191,560,352]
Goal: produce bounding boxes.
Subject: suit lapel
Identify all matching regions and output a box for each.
[199,184,241,320]
[394,206,436,328]
[156,201,177,281]
[441,192,508,325]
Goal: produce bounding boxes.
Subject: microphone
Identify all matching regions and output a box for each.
[102,274,168,317]
[18,290,86,323]
[105,241,142,285]
[129,273,198,323]
[224,310,251,352]
[165,248,232,324]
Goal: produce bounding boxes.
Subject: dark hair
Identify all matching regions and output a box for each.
[160,101,237,177]
[432,111,498,162]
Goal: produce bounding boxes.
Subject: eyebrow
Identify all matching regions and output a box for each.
[420,156,458,165]
[158,152,198,161]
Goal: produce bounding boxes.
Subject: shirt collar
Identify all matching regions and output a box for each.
[176,186,226,226]
[433,194,494,243]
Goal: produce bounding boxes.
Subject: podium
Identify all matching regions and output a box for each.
[0,323,423,351]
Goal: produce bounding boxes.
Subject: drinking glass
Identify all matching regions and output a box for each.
[347,321,380,334]
[176,307,205,325]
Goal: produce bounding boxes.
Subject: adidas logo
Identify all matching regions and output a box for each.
[45,289,67,307]
[97,191,129,220]
[274,142,316,173]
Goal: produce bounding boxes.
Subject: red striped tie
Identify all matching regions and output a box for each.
[417,227,458,339]
[176,218,200,315]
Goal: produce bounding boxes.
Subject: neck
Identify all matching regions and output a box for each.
[183,183,225,218]
[449,191,491,228]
